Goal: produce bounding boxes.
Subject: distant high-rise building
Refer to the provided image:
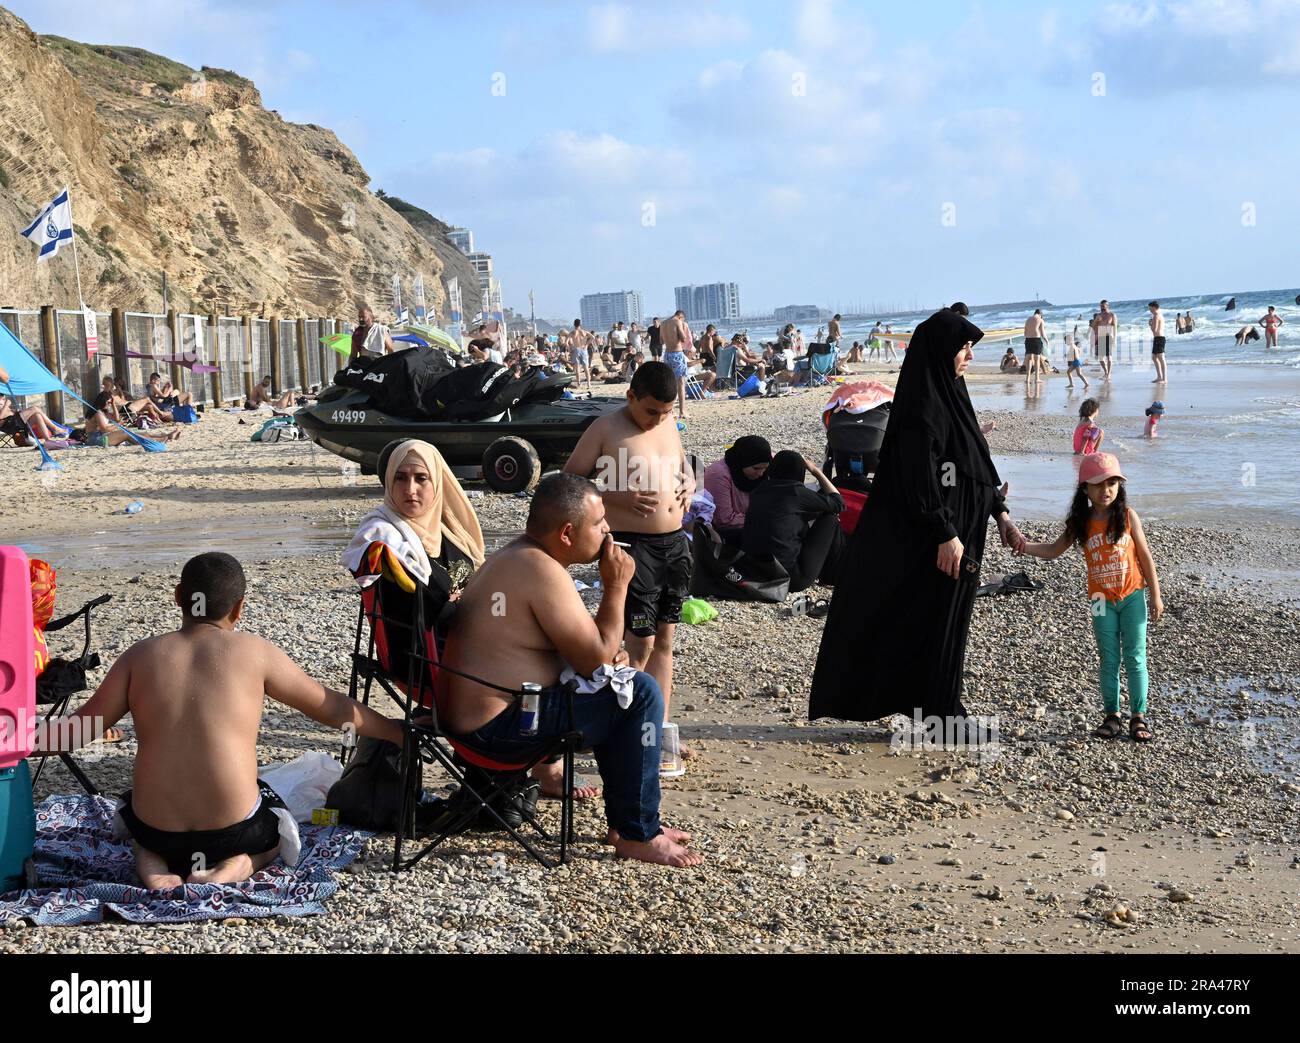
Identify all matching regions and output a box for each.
[773,304,824,323]
[673,282,741,324]
[467,251,493,297]
[579,290,644,328]
[448,228,474,254]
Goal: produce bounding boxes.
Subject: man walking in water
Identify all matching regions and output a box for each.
[1258,305,1284,348]
[1148,301,1168,383]
[1095,300,1117,379]
[1022,308,1047,395]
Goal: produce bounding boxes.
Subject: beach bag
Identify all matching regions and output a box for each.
[737,373,761,398]
[171,404,199,424]
[262,424,301,443]
[251,417,294,442]
[689,523,790,603]
[326,736,420,833]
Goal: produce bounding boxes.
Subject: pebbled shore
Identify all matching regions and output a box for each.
[4,364,1298,953]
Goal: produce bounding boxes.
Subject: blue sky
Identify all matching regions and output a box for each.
[11,0,1300,318]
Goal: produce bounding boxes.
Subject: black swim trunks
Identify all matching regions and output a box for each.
[1024,337,1043,355]
[611,529,693,637]
[1152,336,1166,354]
[116,780,291,877]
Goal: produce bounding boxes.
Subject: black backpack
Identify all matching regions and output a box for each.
[688,523,790,603]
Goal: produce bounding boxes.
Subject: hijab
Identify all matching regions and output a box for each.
[768,450,806,483]
[723,435,773,492]
[880,308,1000,488]
[380,439,486,568]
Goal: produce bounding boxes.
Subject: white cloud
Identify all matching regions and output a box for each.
[586,2,750,53]
[795,0,874,53]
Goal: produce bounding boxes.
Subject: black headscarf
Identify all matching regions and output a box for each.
[882,308,1000,488]
[767,449,806,483]
[724,435,773,492]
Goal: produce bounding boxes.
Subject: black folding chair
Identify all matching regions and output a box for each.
[32,594,114,795]
[347,553,579,870]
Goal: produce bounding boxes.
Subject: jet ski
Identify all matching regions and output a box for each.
[295,348,624,492]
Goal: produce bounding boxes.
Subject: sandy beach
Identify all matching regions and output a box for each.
[3,360,1298,954]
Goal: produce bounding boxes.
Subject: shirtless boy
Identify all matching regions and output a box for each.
[659,310,692,418]
[569,320,593,390]
[34,552,403,889]
[1148,301,1167,383]
[1095,300,1117,379]
[564,362,694,758]
[441,473,701,867]
[1022,309,1047,394]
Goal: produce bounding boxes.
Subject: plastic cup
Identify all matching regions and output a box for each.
[660,722,685,777]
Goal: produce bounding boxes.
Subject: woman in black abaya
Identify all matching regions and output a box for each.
[808,307,1026,724]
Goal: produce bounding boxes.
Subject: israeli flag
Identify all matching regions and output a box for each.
[21,187,73,261]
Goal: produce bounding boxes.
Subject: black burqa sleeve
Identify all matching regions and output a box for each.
[808,308,1002,723]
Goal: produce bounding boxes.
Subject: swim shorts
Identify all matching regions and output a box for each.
[663,350,688,380]
[571,349,589,367]
[1098,332,1114,357]
[1024,337,1043,355]
[1152,336,1166,355]
[612,529,693,637]
[1068,359,1082,370]
[116,780,297,877]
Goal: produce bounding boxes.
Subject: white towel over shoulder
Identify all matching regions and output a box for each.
[341,505,432,587]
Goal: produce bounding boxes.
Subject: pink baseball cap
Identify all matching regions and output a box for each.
[1079,452,1125,485]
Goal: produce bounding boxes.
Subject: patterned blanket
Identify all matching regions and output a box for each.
[0,794,373,925]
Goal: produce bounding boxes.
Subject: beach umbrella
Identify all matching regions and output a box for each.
[322,332,352,359]
[396,321,462,353]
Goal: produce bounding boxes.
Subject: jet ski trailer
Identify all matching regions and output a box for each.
[295,383,624,493]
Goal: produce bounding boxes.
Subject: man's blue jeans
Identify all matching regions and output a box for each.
[462,671,664,842]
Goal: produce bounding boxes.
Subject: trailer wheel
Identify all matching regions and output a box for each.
[483,437,540,493]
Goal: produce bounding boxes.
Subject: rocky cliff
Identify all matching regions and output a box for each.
[0,6,475,321]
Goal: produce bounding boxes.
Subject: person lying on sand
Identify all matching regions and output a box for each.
[441,473,702,867]
[34,552,404,889]
[112,379,174,426]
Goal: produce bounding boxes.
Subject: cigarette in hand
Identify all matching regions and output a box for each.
[611,540,631,548]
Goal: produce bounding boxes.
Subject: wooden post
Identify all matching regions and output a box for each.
[207,313,221,405]
[241,315,254,400]
[38,304,63,424]
[166,309,183,394]
[295,317,308,394]
[110,307,129,392]
[269,316,282,393]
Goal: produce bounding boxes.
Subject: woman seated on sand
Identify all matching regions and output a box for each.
[0,395,69,445]
[742,451,846,594]
[111,378,174,425]
[703,436,772,545]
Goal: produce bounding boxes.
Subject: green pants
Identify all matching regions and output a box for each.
[1090,588,1148,715]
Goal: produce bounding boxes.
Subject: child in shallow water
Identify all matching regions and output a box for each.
[1144,400,1165,438]
[1073,398,1104,454]
[1018,453,1164,742]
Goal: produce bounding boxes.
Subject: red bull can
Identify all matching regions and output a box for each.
[519,682,541,735]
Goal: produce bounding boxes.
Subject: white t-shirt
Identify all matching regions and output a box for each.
[488,348,504,365]
[611,328,629,347]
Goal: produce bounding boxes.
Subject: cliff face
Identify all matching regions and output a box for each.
[0,6,463,320]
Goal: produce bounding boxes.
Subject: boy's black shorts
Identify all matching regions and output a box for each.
[611,529,692,637]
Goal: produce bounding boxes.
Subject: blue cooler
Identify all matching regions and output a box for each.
[0,761,35,892]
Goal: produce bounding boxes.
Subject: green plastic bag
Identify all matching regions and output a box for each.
[680,598,718,625]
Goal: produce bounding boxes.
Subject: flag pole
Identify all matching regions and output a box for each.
[64,187,86,309]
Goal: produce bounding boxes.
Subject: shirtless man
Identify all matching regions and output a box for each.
[1148,300,1167,383]
[246,375,295,410]
[564,362,695,759]
[1022,309,1047,394]
[827,314,842,356]
[1257,305,1284,348]
[148,372,193,410]
[1095,300,1117,379]
[658,310,692,418]
[35,552,402,889]
[569,319,593,390]
[441,473,701,867]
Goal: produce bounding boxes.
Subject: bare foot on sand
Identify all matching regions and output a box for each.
[187,848,277,886]
[133,844,183,890]
[532,760,601,800]
[609,830,703,868]
[605,825,692,845]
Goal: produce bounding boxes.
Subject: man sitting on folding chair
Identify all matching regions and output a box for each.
[442,473,702,868]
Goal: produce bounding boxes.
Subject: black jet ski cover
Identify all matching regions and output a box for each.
[335,346,455,416]
[440,366,568,420]
[425,361,512,419]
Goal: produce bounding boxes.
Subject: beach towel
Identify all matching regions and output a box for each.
[0,794,371,925]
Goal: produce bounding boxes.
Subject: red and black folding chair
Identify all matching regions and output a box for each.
[347,544,579,870]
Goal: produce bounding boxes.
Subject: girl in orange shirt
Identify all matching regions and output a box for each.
[1020,453,1163,742]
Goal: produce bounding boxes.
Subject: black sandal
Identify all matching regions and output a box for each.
[1129,715,1153,743]
[1092,713,1124,739]
[808,598,831,618]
